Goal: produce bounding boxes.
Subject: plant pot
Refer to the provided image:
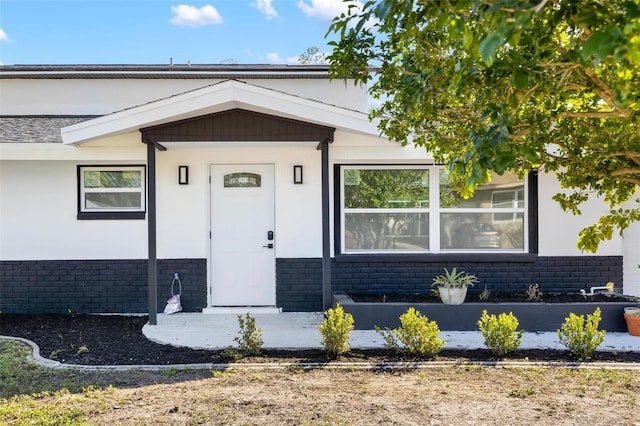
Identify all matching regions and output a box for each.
[437,286,468,305]
[623,313,640,337]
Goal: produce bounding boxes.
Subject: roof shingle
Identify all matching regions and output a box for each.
[0,116,98,143]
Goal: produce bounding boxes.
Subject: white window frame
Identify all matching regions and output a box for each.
[340,165,528,254]
[491,189,525,223]
[341,165,431,254]
[79,166,146,213]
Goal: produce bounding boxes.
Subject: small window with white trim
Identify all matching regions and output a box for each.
[77,166,146,220]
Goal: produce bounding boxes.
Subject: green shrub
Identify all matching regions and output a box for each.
[477,310,524,356]
[375,307,445,358]
[557,308,606,361]
[234,313,264,356]
[319,304,354,357]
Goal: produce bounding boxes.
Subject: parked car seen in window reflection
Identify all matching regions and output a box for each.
[451,223,501,249]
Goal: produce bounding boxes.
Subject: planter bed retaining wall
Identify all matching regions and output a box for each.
[333,293,639,332]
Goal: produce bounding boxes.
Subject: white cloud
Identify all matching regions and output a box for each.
[297,0,361,21]
[170,4,223,27]
[251,0,278,20]
[266,52,280,62]
[267,52,300,65]
[0,28,9,42]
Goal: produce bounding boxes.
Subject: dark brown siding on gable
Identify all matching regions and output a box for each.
[141,109,334,143]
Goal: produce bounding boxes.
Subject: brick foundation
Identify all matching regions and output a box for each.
[0,259,207,314]
[1,256,623,313]
[275,256,623,311]
[331,256,623,295]
[276,258,323,312]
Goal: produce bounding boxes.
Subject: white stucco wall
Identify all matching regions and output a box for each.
[537,172,622,257]
[622,217,640,297]
[0,78,368,116]
[2,142,628,261]
[0,144,326,260]
[0,160,148,260]
[155,144,323,259]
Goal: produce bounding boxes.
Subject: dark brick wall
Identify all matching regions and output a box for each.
[275,256,623,311]
[331,256,624,296]
[276,258,323,312]
[0,259,207,314]
[1,256,624,314]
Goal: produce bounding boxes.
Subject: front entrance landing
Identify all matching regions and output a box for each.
[142,312,349,350]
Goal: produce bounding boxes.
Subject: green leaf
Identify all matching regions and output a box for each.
[463,26,474,50]
[581,31,616,62]
[478,32,503,66]
[510,69,529,89]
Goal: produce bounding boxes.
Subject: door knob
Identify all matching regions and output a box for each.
[262,243,274,249]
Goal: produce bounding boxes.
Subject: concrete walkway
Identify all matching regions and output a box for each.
[142,312,640,353]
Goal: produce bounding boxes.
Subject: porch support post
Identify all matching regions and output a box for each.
[146,141,158,325]
[144,139,166,326]
[320,139,332,310]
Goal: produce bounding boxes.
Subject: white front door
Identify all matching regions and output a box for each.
[210,164,276,306]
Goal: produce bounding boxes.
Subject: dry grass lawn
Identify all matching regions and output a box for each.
[3,364,639,425]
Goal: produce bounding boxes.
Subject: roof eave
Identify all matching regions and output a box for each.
[61,80,381,145]
[0,64,335,79]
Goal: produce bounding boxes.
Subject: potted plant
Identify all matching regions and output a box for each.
[623,306,640,336]
[432,268,478,305]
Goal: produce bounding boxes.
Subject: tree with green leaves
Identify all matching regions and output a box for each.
[327,0,640,252]
[298,46,329,64]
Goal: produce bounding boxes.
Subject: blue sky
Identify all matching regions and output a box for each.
[0,0,355,65]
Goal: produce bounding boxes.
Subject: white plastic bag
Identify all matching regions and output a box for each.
[163,273,182,315]
[163,294,182,314]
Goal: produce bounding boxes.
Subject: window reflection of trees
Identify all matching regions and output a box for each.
[344,169,429,250]
[343,167,526,252]
[84,171,141,189]
[82,169,143,210]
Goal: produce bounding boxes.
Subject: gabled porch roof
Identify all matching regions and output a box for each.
[60,79,381,145]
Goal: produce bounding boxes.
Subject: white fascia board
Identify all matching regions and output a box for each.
[231,85,381,137]
[0,143,146,161]
[61,80,381,145]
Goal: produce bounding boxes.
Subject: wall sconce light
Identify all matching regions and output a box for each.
[178,166,189,185]
[293,165,303,184]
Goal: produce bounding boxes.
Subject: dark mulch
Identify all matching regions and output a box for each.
[1,314,638,366]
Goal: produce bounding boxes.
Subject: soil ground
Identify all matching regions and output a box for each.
[351,292,637,303]
[1,313,639,365]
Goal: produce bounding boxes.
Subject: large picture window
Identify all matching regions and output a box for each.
[340,166,527,253]
[78,165,145,219]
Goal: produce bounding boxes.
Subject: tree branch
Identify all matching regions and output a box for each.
[583,68,632,118]
[559,111,629,119]
[532,0,550,13]
[608,151,640,163]
[600,176,640,186]
[609,167,640,178]
[537,62,582,69]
